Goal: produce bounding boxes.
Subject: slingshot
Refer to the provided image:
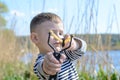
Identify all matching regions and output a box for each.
[48,30,73,80]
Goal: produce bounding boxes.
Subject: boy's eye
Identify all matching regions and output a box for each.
[59,33,63,35]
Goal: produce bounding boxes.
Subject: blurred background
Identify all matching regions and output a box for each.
[0,0,120,80]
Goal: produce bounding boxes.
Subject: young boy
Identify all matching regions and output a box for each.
[30,12,87,80]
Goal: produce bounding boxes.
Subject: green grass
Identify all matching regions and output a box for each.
[1,62,119,80]
[2,63,38,80]
[78,65,119,80]
[0,30,120,80]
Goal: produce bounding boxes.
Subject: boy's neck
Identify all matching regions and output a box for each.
[39,53,45,56]
[39,49,49,55]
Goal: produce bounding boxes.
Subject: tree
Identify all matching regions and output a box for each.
[0,1,8,27]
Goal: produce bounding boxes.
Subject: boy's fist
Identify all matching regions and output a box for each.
[42,52,66,75]
[63,35,79,50]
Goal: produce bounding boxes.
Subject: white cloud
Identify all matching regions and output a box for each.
[10,10,25,17]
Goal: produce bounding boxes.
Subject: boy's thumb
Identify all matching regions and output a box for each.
[59,54,66,63]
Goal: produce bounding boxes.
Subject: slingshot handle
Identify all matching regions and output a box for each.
[49,52,61,80]
[53,52,61,60]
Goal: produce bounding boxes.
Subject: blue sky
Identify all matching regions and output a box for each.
[1,0,120,36]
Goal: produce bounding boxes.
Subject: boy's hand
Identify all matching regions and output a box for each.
[42,52,66,75]
[63,35,79,50]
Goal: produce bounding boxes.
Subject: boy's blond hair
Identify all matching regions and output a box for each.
[30,12,62,33]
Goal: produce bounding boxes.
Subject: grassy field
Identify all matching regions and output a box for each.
[0,30,120,80]
[0,30,38,80]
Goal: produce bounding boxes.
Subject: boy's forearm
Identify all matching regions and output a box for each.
[73,38,81,50]
[72,37,86,52]
[64,38,87,61]
[79,39,87,52]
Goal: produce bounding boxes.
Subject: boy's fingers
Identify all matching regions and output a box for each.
[43,52,62,75]
[64,34,70,39]
[46,70,56,75]
[47,52,66,64]
[59,54,66,63]
[45,64,61,73]
[43,62,61,75]
[43,63,57,75]
[62,34,71,48]
[45,57,61,68]
[46,52,59,64]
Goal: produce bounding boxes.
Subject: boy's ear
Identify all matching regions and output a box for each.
[30,32,39,44]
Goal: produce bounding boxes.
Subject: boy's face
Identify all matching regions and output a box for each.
[32,21,64,53]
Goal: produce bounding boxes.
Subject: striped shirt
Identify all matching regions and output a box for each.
[33,38,87,80]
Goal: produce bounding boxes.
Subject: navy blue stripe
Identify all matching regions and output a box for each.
[33,68,37,72]
[60,64,71,73]
[59,64,76,77]
[65,51,74,60]
[68,51,76,59]
[69,51,79,59]
[59,67,78,80]
[74,51,82,56]
[60,62,72,73]
[36,69,46,79]
[34,62,38,68]
[36,55,42,61]
[70,50,83,59]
